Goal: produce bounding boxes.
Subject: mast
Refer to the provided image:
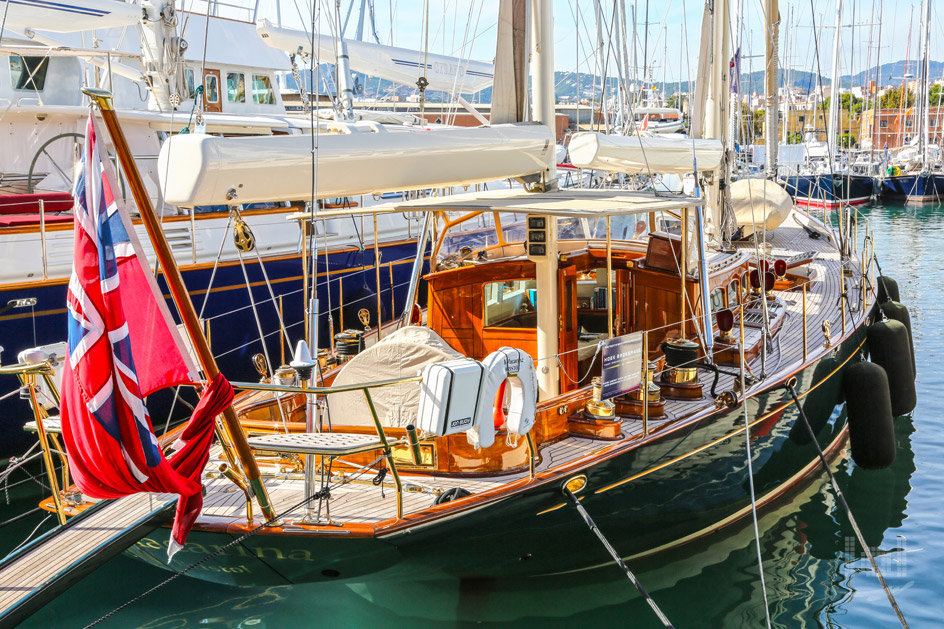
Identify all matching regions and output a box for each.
[826,0,842,155]
[764,0,780,177]
[872,1,881,164]
[82,88,277,522]
[920,0,931,167]
[530,0,559,400]
[781,5,790,145]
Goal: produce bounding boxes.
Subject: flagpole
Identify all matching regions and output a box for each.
[82,88,277,522]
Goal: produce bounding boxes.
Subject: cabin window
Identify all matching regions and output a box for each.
[227,72,245,103]
[9,56,48,91]
[252,74,275,104]
[740,271,751,301]
[709,288,726,313]
[483,279,537,328]
[574,268,614,336]
[204,74,220,104]
[728,279,740,307]
[183,69,195,99]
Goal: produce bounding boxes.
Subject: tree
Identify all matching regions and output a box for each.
[880,87,916,109]
[838,132,857,148]
[822,93,863,114]
[930,84,944,107]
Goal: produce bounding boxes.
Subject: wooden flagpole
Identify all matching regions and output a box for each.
[82,88,277,522]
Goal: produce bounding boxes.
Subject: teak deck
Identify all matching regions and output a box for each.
[198,219,862,529]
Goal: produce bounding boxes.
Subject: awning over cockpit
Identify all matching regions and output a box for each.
[288,188,703,221]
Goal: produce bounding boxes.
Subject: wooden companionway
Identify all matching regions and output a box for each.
[0,492,175,628]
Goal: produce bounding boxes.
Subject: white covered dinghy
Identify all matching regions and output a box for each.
[567,132,724,174]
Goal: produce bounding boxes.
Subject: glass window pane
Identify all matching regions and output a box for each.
[10,56,49,91]
[252,74,274,104]
[483,279,537,328]
[184,69,195,100]
[227,72,245,102]
[204,74,219,103]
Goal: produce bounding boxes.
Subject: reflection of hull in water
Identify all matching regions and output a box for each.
[113,415,916,627]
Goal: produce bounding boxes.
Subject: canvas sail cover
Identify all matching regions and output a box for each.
[568,132,723,174]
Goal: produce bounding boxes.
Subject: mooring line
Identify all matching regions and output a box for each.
[563,487,674,629]
[784,380,909,628]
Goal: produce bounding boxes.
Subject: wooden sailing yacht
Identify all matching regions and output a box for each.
[16,0,911,602]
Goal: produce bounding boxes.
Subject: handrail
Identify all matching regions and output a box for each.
[230,374,422,396]
[0,361,55,376]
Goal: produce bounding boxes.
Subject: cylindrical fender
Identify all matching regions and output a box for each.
[879,300,915,379]
[868,319,916,417]
[843,362,896,469]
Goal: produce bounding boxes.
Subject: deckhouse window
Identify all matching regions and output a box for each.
[728,280,740,306]
[252,74,274,104]
[204,74,220,104]
[227,72,245,103]
[10,56,48,91]
[484,279,537,328]
[709,288,726,313]
[183,68,195,100]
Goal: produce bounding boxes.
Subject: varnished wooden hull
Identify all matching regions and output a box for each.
[126,313,871,586]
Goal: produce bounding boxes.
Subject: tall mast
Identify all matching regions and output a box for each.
[871,1,881,160]
[764,0,780,178]
[920,0,931,166]
[781,5,791,145]
[643,0,649,95]
[530,0,558,400]
[826,0,842,154]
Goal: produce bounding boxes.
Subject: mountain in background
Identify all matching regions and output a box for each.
[331,59,943,103]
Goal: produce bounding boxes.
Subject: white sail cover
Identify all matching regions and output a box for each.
[327,327,463,428]
[567,132,723,174]
[0,0,140,33]
[257,19,493,94]
[158,122,554,206]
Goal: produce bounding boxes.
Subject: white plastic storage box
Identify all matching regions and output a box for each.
[416,358,486,437]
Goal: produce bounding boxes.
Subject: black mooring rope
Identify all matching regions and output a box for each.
[563,488,674,629]
[784,380,909,628]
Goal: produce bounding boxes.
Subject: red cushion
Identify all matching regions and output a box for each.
[0,214,74,227]
[0,193,74,215]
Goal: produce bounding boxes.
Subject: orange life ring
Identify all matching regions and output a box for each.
[493,379,508,428]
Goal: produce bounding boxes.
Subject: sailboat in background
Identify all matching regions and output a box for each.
[880,0,943,203]
[781,0,873,208]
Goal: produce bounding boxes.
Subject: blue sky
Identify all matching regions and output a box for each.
[241,1,943,85]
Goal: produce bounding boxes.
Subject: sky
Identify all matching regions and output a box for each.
[201,0,944,85]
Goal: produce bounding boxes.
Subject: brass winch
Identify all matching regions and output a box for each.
[631,362,662,402]
[661,338,699,384]
[584,376,616,419]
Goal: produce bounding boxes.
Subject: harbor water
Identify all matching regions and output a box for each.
[1,201,941,628]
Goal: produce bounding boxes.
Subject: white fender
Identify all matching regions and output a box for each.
[468,347,538,449]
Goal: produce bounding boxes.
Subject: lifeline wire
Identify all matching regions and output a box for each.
[784,382,908,628]
[563,487,674,629]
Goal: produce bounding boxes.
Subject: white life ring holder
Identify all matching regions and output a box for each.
[468,347,537,449]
